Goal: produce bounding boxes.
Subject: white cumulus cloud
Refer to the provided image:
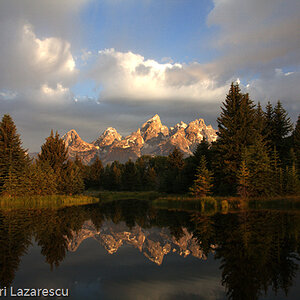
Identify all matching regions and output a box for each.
[89,48,228,103]
[0,24,77,91]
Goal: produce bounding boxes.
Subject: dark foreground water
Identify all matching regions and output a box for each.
[1,200,300,300]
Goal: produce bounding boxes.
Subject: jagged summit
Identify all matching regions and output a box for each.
[172,121,188,132]
[93,127,122,147]
[62,129,98,164]
[63,129,85,147]
[146,114,161,122]
[141,114,169,141]
[62,115,218,165]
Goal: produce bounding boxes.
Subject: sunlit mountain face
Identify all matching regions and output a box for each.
[1,200,300,300]
[61,115,217,165]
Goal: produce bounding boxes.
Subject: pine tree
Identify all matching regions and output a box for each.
[293,114,300,174]
[59,160,84,195]
[237,160,250,198]
[121,160,137,191]
[2,164,21,196]
[164,147,185,193]
[168,147,185,170]
[38,130,68,173]
[266,101,293,161]
[264,101,274,142]
[74,155,85,175]
[110,162,122,190]
[102,164,112,190]
[255,102,266,136]
[245,135,273,197]
[192,137,213,170]
[189,156,213,198]
[214,83,257,195]
[272,101,293,144]
[135,156,148,190]
[20,162,57,195]
[285,164,300,195]
[145,167,157,190]
[87,156,103,188]
[0,114,30,194]
[270,147,283,195]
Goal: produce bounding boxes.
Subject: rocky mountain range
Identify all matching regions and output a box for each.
[62,114,217,165]
[67,220,215,265]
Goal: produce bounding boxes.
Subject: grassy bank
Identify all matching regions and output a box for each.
[153,195,300,211]
[0,195,99,210]
[2,191,299,211]
[87,190,300,211]
[96,191,161,203]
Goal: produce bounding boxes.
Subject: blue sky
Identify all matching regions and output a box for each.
[79,0,216,62]
[0,0,299,151]
[72,0,217,98]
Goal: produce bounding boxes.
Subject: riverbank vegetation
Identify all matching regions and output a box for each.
[0,195,98,210]
[0,83,299,200]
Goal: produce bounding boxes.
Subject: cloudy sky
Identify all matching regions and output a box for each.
[0,0,299,151]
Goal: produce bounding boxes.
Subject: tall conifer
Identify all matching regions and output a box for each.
[245,135,273,197]
[37,130,68,173]
[293,114,300,174]
[214,83,256,194]
[0,114,30,194]
[237,160,250,198]
[272,101,293,160]
[189,156,213,198]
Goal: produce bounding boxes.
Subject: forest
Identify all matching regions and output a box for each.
[0,83,299,198]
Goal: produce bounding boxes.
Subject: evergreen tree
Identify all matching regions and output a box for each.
[255,102,266,136]
[163,147,185,193]
[293,114,300,174]
[0,114,30,194]
[19,163,57,196]
[237,160,250,198]
[102,164,112,190]
[110,162,122,190]
[2,164,21,196]
[87,156,103,188]
[214,83,257,195]
[38,130,68,173]
[145,167,157,190]
[272,101,293,160]
[74,155,85,176]
[270,147,283,195]
[245,135,273,197]
[59,160,84,195]
[192,137,213,169]
[189,156,213,198]
[285,164,300,195]
[121,160,137,191]
[168,147,185,170]
[135,156,148,191]
[264,101,274,141]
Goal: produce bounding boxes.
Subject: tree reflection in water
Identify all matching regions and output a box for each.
[0,199,299,300]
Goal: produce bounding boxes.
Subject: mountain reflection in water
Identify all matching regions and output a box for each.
[0,199,300,300]
[67,221,211,265]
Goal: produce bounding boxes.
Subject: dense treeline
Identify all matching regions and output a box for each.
[84,83,299,197]
[0,117,84,196]
[0,83,299,197]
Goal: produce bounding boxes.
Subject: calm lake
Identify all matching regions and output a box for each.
[1,199,300,300]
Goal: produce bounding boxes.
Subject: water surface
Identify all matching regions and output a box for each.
[1,199,300,299]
